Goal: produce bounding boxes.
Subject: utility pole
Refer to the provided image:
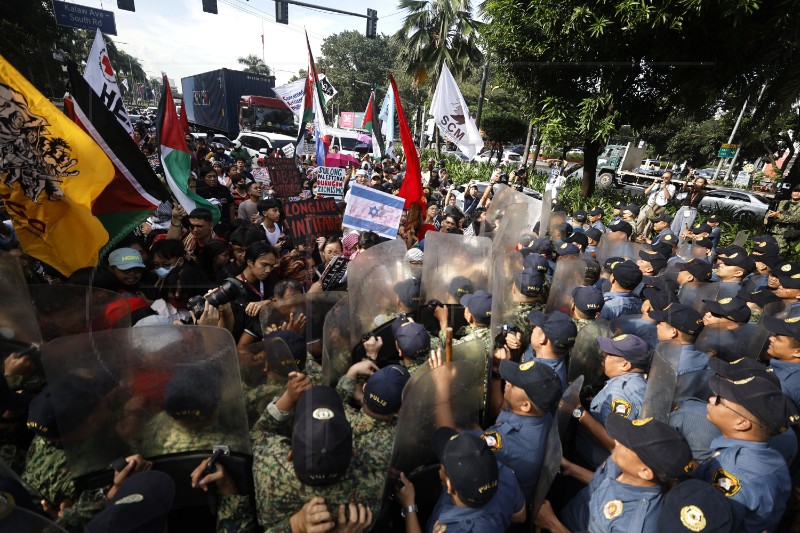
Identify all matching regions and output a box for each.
[475,60,489,130]
[712,99,748,181]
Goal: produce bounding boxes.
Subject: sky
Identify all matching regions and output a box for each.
[69,0,407,86]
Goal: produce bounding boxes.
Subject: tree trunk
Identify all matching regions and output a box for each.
[522,121,534,168]
[531,139,542,169]
[581,139,601,197]
[434,127,441,158]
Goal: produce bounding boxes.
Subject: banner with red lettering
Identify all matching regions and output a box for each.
[265,157,301,199]
[284,198,342,246]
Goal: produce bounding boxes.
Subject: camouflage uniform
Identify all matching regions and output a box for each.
[56,489,108,533]
[243,381,286,427]
[305,358,325,386]
[768,199,800,253]
[573,317,595,333]
[441,325,493,356]
[138,412,246,456]
[402,359,425,375]
[22,435,75,508]
[217,494,259,533]
[250,406,386,532]
[508,301,547,341]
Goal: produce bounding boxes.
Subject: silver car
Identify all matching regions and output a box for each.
[674,188,770,218]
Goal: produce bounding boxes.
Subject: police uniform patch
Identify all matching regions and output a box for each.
[519,361,536,371]
[680,505,707,531]
[711,468,741,496]
[632,417,652,426]
[611,399,632,418]
[603,500,623,519]
[613,334,627,341]
[481,430,503,452]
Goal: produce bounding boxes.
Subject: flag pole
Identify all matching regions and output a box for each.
[261,20,265,67]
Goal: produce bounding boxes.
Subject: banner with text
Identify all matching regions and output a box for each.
[264,157,301,199]
[316,166,346,198]
[284,198,343,246]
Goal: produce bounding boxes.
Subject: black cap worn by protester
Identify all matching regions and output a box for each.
[363,364,410,416]
[702,297,751,323]
[392,320,431,359]
[611,259,644,287]
[499,359,563,414]
[292,386,353,486]
[606,414,696,482]
[432,427,499,507]
[84,471,176,533]
[527,310,578,351]
[677,258,713,282]
[657,479,734,532]
[461,290,492,322]
[648,303,705,336]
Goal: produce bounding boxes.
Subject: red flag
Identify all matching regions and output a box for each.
[361,92,374,133]
[390,74,425,211]
[179,97,190,136]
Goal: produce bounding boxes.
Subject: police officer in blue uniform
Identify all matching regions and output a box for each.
[696,357,798,532]
[538,415,695,533]
[648,303,709,386]
[588,207,606,233]
[657,479,734,532]
[573,334,650,469]
[510,310,577,390]
[599,260,643,321]
[675,258,713,285]
[483,359,562,504]
[763,314,800,411]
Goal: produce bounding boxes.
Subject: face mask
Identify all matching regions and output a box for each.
[155,265,176,279]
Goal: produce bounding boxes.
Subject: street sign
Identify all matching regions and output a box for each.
[718,143,739,158]
[52,1,117,35]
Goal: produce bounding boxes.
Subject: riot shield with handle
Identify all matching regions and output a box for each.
[322,297,352,387]
[695,323,771,362]
[640,341,683,423]
[347,239,413,347]
[490,251,544,342]
[732,230,748,248]
[678,281,720,314]
[545,256,588,313]
[259,291,346,363]
[41,325,252,510]
[482,184,542,239]
[538,189,553,237]
[567,319,613,393]
[28,284,132,340]
[556,375,584,445]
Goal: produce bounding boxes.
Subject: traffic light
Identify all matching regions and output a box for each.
[276,1,289,24]
[366,9,377,39]
[202,0,218,14]
[117,0,135,11]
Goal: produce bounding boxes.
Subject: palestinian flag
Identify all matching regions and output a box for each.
[361,92,374,134]
[156,73,220,224]
[66,61,170,254]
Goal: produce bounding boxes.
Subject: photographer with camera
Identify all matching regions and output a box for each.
[637,171,675,239]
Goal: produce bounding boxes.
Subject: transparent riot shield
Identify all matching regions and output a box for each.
[640,341,683,423]
[41,326,252,509]
[556,375,584,445]
[0,251,42,359]
[548,211,567,238]
[678,281,720,314]
[482,184,542,239]
[259,292,346,363]
[531,419,561,517]
[490,251,546,341]
[595,231,632,266]
[538,189,553,237]
[492,203,537,256]
[420,232,492,305]
[29,284,132,340]
[568,319,613,393]
[695,323,771,362]
[732,230,748,248]
[0,504,68,532]
[545,256,588,314]
[761,301,800,320]
[322,297,352,387]
[716,282,741,301]
[347,239,413,347]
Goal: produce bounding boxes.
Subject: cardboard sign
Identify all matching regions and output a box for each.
[316,166,346,198]
[252,167,270,185]
[264,157,301,199]
[321,256,349,290]
[284,198,343,246]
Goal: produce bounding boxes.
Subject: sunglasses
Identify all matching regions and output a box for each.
[712,394,765,429]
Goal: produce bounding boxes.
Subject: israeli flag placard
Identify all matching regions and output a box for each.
[342,183,404,239]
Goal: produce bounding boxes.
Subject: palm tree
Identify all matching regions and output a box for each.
[394,0,483,86]
[237,54,271,76]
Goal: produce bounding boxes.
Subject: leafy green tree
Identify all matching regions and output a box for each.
[237,54,271,76]
[394,0,483,86]
[480,0,800,196]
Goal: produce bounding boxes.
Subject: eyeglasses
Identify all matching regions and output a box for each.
[712,394,765,429]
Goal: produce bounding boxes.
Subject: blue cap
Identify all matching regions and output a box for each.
[449,276,475,300]
[461,290,492,322]
[527,310,577,350]
[658,479,734,532]
[523,253,549,273]
[394,278,421,309]
[514,268,545,297]
[363,364,410,415]
[555,242,580,256]
[392,320,430,359]
[572,286,604,314]
[597,334,651,367]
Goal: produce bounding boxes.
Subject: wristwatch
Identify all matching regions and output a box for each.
[400,504,418,518]
[572,406,585,420]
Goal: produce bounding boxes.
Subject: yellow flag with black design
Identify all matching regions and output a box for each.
[0,54,114,276]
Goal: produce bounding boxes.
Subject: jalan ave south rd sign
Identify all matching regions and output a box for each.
[52,1,117,35]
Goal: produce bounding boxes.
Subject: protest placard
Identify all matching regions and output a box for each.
[284,198,342,246]
[251,166,270,186]
[264,157,301,199]
[316,166,346,198]
[321,256,349,290]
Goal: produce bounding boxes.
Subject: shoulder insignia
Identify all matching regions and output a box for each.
[680,505,707,531]
[711,468,741,496]
[611,399,632,418]
[603,499,623,519]
[433,521,447,533]
[481,430,503,452]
